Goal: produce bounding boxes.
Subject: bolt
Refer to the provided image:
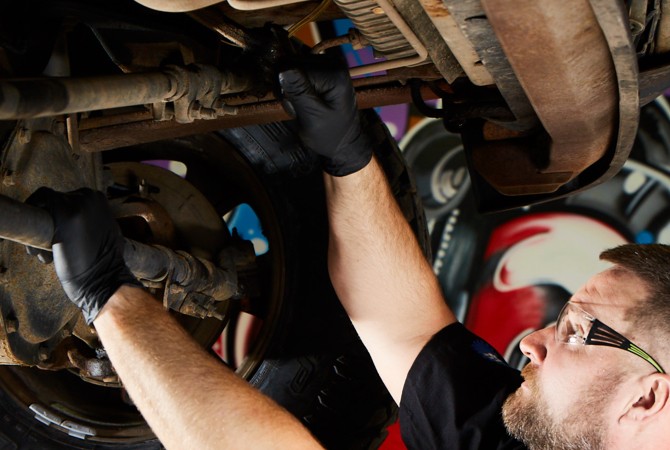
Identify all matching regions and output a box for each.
[371,6,384,14]
[1,170,15,187]
[17,128,31,144]
[50,119,66,135]
[38,347,49,362]
[139,179,148,197]
[5,318,17,334]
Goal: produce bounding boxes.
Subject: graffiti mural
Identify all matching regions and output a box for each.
[309,21,670,448]
[397,97,670,368]
[377,96,670,450]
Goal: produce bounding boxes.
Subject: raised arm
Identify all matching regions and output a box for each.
[280,65,456,403]
[95,285,322,450]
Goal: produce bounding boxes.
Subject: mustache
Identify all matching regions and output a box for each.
[520,364,538,382]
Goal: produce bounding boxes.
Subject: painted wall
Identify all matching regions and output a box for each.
[379,95,670,449]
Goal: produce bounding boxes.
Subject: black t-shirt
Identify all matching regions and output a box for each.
[399,323,527,450]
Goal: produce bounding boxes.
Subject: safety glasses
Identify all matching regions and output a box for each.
[555,301,665,374]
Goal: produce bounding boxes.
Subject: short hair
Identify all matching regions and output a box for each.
[600,243,670,336]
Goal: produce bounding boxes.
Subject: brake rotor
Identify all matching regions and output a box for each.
[107,161,230,259]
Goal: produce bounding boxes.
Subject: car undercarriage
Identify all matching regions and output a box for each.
[0,0,669,448]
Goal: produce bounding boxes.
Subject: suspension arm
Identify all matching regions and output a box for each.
[0,193,241,311]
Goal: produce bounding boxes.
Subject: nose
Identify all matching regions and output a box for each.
[519,325,553,364]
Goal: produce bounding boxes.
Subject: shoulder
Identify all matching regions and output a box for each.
[399,323,525,450]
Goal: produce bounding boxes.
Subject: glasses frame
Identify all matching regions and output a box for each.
[555,301,665,374]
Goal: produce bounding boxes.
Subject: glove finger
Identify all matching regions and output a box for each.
[278,69,327,111]
[307,66,353,106]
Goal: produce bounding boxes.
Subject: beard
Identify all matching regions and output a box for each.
[502,365,619,450]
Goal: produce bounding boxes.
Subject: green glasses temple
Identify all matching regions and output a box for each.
[585,318,666,374]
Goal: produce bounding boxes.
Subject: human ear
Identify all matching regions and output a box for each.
[622,375,670,422]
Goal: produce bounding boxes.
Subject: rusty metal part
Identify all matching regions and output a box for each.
[640,64,670,106]
[315,27,373,53]
[0,157,248,324]
[629,0,650,45]
[0,192,242,310]
[631,0,661,55]
[67,349,118,383]
[389,0,463,83]
[467,0,638,211]
[287,0,333,36]
[0,65,252,123]
[188,8,256,48]
[312,32,362,54]
[0,123,94,365]
[441,0,538,131]
[473,0,617,195]
[0,73,172,120]
[111,199,177,247]
[77,81,441,152]
[0,194,54,250]
[108,162,228,260]
[334,0,430,78]
[656,0,670,53]
[416,0,493,86]
[588,0,640,184]
[334,0,416,60]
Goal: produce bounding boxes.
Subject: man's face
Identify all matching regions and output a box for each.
[501,267,650,450]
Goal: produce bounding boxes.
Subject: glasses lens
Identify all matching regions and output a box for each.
[556,302,593,345]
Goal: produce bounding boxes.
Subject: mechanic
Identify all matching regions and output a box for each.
[29,62,670,450]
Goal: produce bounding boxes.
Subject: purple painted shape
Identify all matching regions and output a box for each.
[377,104,410,141]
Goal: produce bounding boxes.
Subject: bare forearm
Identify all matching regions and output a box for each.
[94,285,322,450]
[325,157,455,401]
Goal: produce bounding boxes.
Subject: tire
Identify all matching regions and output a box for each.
[0,110,428,449]
[224,110,430,450]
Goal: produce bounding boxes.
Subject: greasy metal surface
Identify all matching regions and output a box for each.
[640,64,670,106]
[345,0,430,78]
[468,0,638,211]
[334,0,416,59]
[78,81,441,152]
[441,0,538,131]
[417,0,493,86]
[0,66,252,122]
[0,194,54,250]
[108,162,239,318]
[475,0,617,195]
[657,0,670,53]
[0,123,95,364]
[390,0,463,83]
[588,0,640,183]
[0,186,240,309]
[0,73,173,120]
[112,199,177,247]
[109,162,227,260]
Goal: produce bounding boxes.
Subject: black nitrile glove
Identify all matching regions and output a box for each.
[26,187,141,324]
[278,62,373,176]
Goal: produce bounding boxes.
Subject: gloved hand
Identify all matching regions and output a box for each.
[278,60,373,176]
[26,187,141,324]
